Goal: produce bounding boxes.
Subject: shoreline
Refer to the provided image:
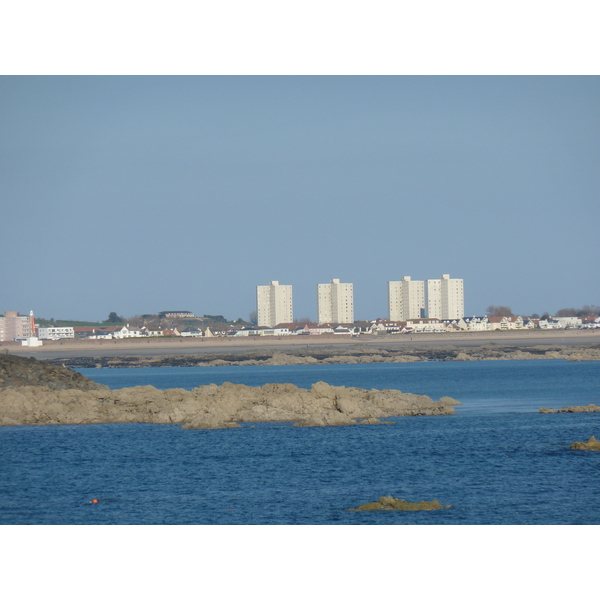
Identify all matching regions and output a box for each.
[3,329,600,361]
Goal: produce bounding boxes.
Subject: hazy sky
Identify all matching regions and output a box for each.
[1,76,598,322]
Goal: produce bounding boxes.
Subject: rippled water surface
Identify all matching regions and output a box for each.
[1,360,599,524]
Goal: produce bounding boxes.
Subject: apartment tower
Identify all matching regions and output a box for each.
[425,274,465,319]
[425,278,442,319]
[256,281,293,327]
[317,278,354,324]
[440,274,464,319]
[388,277,425,321]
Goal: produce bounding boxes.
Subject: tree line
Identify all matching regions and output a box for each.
[486,305,599,319]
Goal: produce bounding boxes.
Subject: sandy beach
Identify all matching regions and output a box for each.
[3,328,600,361]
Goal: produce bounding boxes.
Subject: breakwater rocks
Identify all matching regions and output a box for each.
[0,352,108,392]
[0,381,460,429]
[570,436,600,451]
[45,343,600,370]
[348,496,450,511]
[539,404,600,414]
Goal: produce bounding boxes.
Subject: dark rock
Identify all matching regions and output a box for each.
[0,354,108,391]
[539,404,600,414]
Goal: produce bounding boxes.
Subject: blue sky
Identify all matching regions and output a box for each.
[1,76,598,322]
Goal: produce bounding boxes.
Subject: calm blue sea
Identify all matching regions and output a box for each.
[1,360,599,525]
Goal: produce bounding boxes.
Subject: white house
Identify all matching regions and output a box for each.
[180,327,203,337]
[404,319,449,333]
[458,316,489,331]
[553,317,582,328]
[487,316,525,330]
[539,319,562,329]
[259,327,290,336]
[111,326,145,339]
[141,327,164,337]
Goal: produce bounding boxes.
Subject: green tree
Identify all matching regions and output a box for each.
[106,312,123,324]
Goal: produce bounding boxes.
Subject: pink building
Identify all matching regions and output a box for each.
[0,310,35,342]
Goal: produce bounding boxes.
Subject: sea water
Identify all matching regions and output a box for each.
[1,360,599,525]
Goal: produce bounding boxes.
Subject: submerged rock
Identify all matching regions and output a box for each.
[539,404,600,414]
[348,496,450,511]
[570,436,600,451]
[357,417,394,425]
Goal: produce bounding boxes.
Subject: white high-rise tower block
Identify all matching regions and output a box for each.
[256,281,293,327]
[388,276,425,321]
[317,278,354,324]
[440,274,464,319]
[425,274,464,319]
[425,278,442,319]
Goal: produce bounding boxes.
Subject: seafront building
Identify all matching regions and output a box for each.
[425,278,442,319]
[37,326,75,340]
[256,281,293,327]
[389,274,464,321]
[426,274,464,320]
[0,310,35,342]
[388,277,425,321]
[440,274,464,319]
[317,278,354,324]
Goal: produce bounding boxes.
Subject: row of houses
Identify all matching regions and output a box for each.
[381,315,600,333]
[233,315,600,336]
[76,325,180,340]
[30,315,600,341]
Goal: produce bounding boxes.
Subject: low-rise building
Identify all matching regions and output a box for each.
[553,317,582,328]
[371,320,402,334]
[458,316,489,331]
[403,319,449,333]
[37,326,75,340]
[158,311,197,319]
[487,316,525,330]
[180,327,203,337]
[292,323,334,335]
[141,327,164,337]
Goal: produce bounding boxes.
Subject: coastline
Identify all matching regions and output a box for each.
[0,351,461,427]
[3,328,600,361]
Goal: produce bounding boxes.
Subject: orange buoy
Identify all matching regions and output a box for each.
[91,499,99,504]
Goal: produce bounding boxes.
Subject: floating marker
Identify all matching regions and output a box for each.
[91,499,99,504]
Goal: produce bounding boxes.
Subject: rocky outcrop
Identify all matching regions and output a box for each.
[348,496,450,511]
[539,404,600,414]
[0,353,108,391]
[570,436,600,451]
[44,343,600,370]
[0,380,460,429]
